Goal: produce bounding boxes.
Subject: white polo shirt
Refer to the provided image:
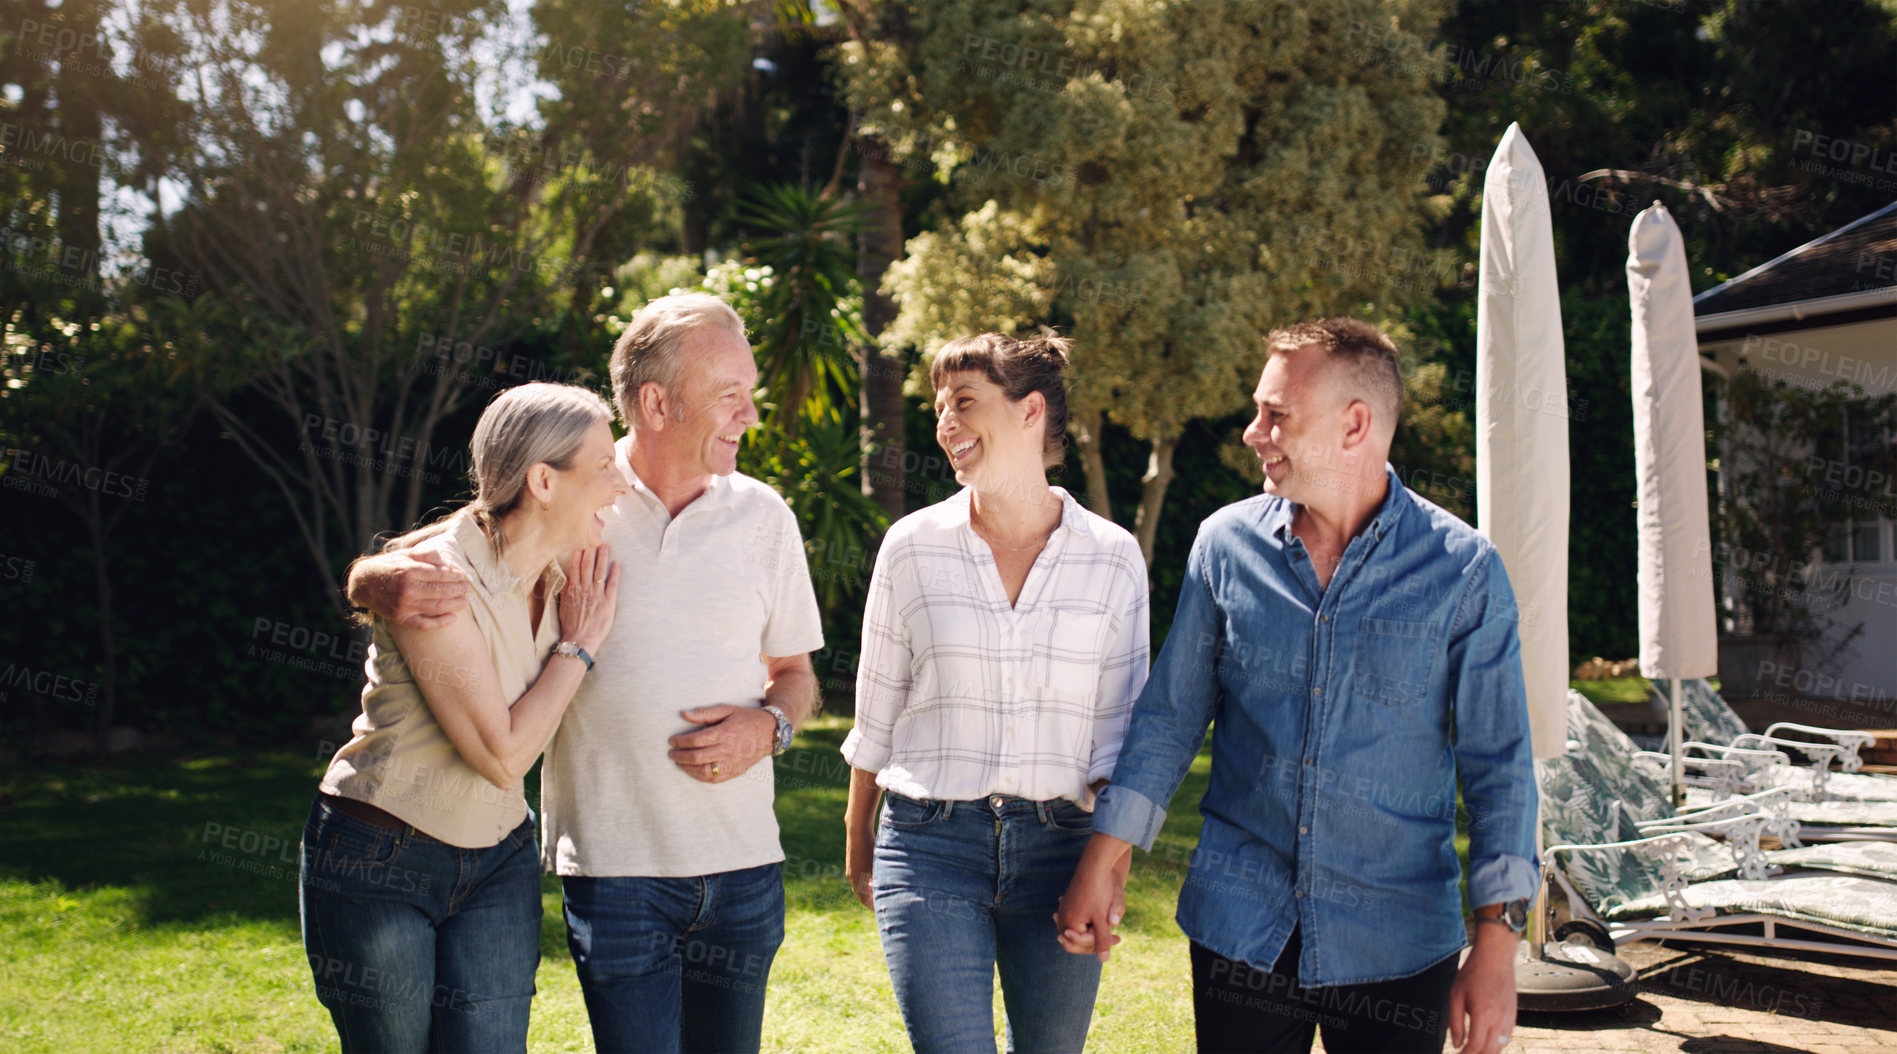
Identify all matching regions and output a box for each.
[540,436,824,877]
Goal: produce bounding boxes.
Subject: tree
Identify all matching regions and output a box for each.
[830,0,915,526]
[837,0,1450,564]
[136,0,740,612]
[0,296,231,751]
[1413,0,1897,658]
[732,183,869,433]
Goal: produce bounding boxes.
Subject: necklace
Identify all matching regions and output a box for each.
[970,502,1055,553]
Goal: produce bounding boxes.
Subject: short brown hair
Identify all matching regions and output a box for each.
[1264,317,1402,428]
[929,332,1072,469]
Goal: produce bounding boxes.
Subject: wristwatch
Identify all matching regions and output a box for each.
[1473,898,1529,935]
[555,641,594,671]
[762,705,793,756]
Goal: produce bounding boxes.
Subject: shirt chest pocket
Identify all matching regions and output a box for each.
[1353,616,1441,707]
[1035,609,1109,701]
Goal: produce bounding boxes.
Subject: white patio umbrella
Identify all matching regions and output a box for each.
[1477,126,1637,1011]
[1627,201,1719,807]
[1476,122,1570,762]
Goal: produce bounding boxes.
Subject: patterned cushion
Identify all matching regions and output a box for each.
[1546,690,1897,908]
[1564,690,1683,830]
[1745,765,1897,804]
[1676,678,1753,746]
[1767,841,1897,882]
[1609,873,1897,937]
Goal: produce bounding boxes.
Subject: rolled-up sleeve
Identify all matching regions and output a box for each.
[1094,535,1223,851]
[841,537,910,773]
[1449,549,1541,908]
[1087,542,1151,785]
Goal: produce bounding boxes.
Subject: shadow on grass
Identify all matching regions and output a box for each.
[0,750,325,928]
[0,719,1230,944]
[0,749,576,943]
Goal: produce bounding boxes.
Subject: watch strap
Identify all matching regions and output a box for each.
[763,705,793,756]
[1474,898,1528,934]
[556,641,594,671]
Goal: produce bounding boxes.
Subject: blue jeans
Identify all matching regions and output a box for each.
[298,795,542,1053]
[562,863,786,1054]
[873,793,1104,1054]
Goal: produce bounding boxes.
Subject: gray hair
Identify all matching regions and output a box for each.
[379,381,615,560]
[610,292,748,428]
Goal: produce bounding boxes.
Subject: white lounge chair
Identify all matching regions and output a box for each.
[1656,678,1889,803]
[1534,690,1897,963]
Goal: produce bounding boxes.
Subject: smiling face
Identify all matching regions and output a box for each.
[933,369,1042,489]
[663,326,760,478]
[1241,343,1353,505]
[548,419,631,550]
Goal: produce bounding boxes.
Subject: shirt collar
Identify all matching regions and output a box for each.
[948,484,1091,538]
[1266,463,1409,543]
[451,509,564,598]
[1366,463,1408,540]
[615,436,736,514]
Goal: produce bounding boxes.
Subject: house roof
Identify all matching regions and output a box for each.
[1693,200,1897,320]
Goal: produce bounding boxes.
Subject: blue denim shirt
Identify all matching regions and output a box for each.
[1094,466,1539,986]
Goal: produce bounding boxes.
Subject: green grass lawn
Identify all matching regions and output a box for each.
[1,714,1473,1052]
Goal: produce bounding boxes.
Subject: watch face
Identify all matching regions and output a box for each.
[1505,899,1528,931]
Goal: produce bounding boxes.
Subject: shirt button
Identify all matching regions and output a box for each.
[1304,758,1314,766]
[1312,687,1321,695]
[1320,615,1330,622]
[1299,825,1309,835]
[1295,890,1305,898]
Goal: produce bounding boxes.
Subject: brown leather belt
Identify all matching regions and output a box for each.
[321,792,409,833]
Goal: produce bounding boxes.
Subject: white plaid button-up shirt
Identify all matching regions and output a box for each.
[841,486,1150,808]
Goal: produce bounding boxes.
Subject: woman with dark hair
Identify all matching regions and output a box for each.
[842,334,1150,1052]
[302,381,627,1052]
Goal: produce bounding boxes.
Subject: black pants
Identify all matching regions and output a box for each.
[1190,929,1458,1054]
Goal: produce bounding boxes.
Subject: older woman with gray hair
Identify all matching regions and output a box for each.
[302,381,627,1053]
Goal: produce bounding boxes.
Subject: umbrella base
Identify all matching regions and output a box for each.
[1516,939,1639,1012]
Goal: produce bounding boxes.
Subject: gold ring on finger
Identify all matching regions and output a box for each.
[711,762,722,777]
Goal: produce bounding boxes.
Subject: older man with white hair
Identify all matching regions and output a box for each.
[347,293,823,1054]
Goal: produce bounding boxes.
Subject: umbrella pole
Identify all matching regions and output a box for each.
[1670,677,1685,808]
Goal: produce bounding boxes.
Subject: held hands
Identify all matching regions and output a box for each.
[668,705,777,784]
[1447,924,1519,1052]
[1054,834,1133,962]
[558,544,620,653]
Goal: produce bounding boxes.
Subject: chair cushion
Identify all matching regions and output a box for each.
[1608,872,1897,938]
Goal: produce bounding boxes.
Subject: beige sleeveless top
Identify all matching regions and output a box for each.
[320,511,565,848]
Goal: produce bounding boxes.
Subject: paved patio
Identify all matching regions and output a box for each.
[1503,940,1897,1053]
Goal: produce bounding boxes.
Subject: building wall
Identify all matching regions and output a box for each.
[1700,314,1897,700]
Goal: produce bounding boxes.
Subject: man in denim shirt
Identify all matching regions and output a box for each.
[1057,319,1538,1054]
